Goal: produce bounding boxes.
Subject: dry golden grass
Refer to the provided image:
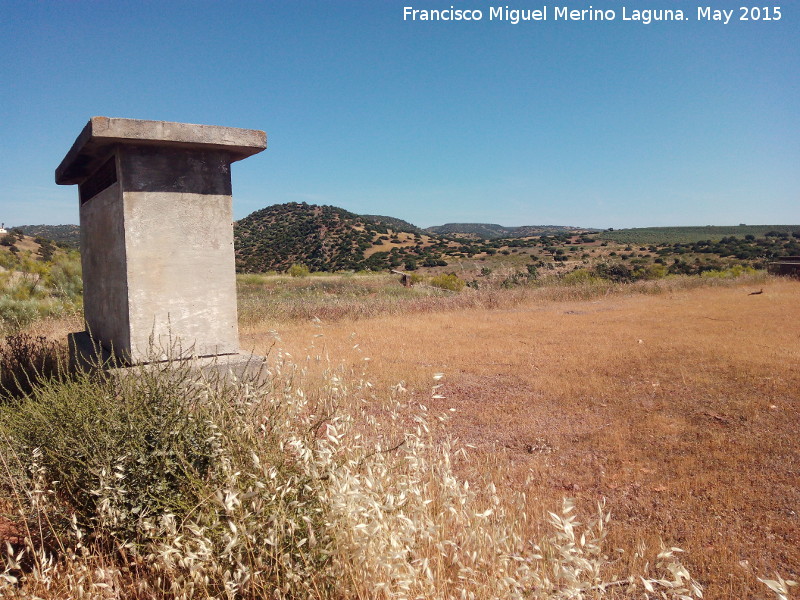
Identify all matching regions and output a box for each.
[244,277,800,599]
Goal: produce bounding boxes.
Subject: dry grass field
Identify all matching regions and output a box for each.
[242,277,800,599]
[3,275,796,598]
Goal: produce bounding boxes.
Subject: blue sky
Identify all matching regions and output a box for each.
[1,1,797,228]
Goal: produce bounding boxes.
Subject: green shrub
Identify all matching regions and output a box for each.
[429,273,466,292]
[0,361,220,545]
[592,262,634,282]
[0,296,41,332]
[643,263,669,279]
[288,263,311,277]
[561,269,598,285]
[237,272,267,285]
[700,264,758,279]
[0,250,83,333]
[46,254,83,299]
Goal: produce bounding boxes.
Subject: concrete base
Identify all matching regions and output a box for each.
[68,331,266,381]
[189,352,268,382]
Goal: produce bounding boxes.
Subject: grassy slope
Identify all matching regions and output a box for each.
[242,276,800,599]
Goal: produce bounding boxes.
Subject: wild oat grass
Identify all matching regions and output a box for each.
[1,348,713,599]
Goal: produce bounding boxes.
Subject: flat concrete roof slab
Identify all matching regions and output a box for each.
[56,117,267,184]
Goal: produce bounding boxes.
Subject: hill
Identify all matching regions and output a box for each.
[1,229,47,259]
[599,225,800,245]
[13,209,800,277]
[14,224,81,248]
[234,204,800,275]
[426,223,586,239]
[360,214,427,236]
[234,202,451,273]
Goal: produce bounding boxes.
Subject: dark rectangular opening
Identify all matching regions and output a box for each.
[79,156,117,204]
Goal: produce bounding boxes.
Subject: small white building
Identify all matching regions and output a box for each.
[0,223,7,234]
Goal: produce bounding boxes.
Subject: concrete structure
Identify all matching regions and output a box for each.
[56,117,266,365]
[768,256,800,278]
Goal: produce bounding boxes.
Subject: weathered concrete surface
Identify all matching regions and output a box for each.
[69,331,266,381]
[57,117,266,364]
[56,117,266,185]
[79,178,130,355]
[124,190,239,359]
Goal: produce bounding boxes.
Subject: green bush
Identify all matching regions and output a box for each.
[237,272,267,285]
[429,273,466,292]
[592,262,634,282]
[0,296,41,331]
[287,263,311,277]
[45,252,83,299]
[700,264,758,278]
[643,263,669,279]
[1,361,220,544]
[561,269,598,285]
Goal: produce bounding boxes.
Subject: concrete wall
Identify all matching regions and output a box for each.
[115,146,239,361]
[79,178,131,357]
[124,191,239,360]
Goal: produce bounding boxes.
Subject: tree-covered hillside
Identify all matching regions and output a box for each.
[361,214,426,236]
[426,223,585,239]
[14,225,81,248]
[234,202,416,272]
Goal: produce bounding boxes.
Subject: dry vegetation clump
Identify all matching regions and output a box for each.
[1,348,712,599]
[237,272,526,328]
[1,272,796,599]
[0,334,69,401]
[237,270,771,331]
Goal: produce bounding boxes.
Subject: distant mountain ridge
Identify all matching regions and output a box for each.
[14,224,80,247]
[22,207,797,276]
[426,223,586,239]
[13,216,587,253]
